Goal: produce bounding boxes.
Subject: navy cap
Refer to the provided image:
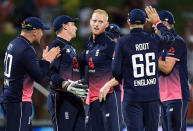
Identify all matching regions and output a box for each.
[128,9,146,24]
[53,15,78,31]
[158,10,175,24]
[105,24,121,39]
[21,17,50,30]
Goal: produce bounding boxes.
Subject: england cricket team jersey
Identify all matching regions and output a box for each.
[112,23,175,102]
[159,29,190,102]
[80,33,115,103]
[0,35,50,103]
[49,37,80,90]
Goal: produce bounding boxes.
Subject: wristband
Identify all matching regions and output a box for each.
[153,20,161,27]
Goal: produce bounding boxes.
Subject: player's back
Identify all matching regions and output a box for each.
[1,35,35,103]
[117,28,162,102]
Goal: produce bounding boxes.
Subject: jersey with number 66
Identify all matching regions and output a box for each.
[0,35,50,103]
[112,23,174,102]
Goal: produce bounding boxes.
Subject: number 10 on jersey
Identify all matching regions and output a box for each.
[4,53,13,78]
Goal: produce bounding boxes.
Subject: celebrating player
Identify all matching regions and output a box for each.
[0,17,60,131]
[79,9,122,131]
[99,6,175,131]
[47,15,88,131]
[158,10,190,131]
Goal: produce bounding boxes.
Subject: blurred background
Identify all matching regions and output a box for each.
[0,0,193,130]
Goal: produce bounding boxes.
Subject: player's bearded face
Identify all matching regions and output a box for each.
[90,13,108,36]
[35,29,43,44]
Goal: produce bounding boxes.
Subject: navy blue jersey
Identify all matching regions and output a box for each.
[0,35,50,103]
[47,37,85,131]
[112,23,175,102]
[49,37,80,90]
[79,33,115,103]
[159,29,190,102]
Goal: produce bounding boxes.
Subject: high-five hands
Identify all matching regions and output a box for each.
[145,6,160,24]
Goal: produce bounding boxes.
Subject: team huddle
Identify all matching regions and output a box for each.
[0,5,190,131]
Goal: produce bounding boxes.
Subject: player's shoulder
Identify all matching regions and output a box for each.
[149,32,159,39]
[49,39,67,50]
[105,38,116,53]
[106,35,116,46]
[12,36,28,47]
[101,33,115,45]
[118,34,132,45]
[173,34,187,49]
[8,36,32,53]
[175,35,185,43]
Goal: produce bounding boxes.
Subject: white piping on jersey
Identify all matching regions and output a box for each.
[19,102,22,131]
[18,37,31,46]
[54,94,59,131]
[56,38,67,45]
[18,37,36,53]
[158,107,161,131]
[120,97,126,130]
[121,102,128,131]
[180,99,183,131]
[113,91,121,131]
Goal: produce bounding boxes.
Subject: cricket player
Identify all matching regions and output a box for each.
[47,15,88,131]
[99,6,175,131]
[79,9,122,131]
[0,17,60,131]
[105,24,121,42]
[158,10,190,131]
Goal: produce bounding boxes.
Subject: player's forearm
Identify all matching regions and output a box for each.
[158,60,173,74]
[155,20,175,44]
[107,78,119,88]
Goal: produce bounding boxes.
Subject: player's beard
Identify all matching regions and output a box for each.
[34,37,41,45]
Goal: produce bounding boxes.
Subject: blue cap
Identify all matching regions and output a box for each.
[21,17,50,30]
[53,15,78,32]
[105,24,121,39]
[158,10,175,24]
[128,9,146,24]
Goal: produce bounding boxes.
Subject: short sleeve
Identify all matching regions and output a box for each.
[166,39,185,61]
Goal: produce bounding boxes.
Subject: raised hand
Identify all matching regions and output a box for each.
[145,6,160,24]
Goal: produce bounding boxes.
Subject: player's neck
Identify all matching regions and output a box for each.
[57,33,72,42]
[20,32,34,43]
[130,25,144,30]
